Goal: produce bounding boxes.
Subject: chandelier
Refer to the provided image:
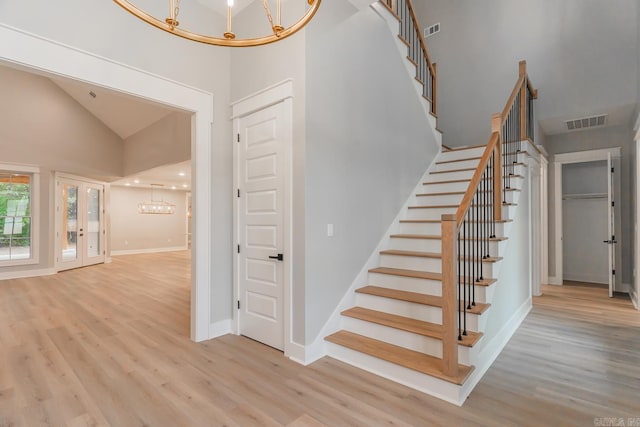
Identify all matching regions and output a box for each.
[138,184,176,215]
[113,0,321,47]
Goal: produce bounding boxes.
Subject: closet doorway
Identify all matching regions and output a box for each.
[554,148,621,297]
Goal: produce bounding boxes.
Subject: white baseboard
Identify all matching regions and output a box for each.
[286,341,308,365]
[111,246,189,256]
[0,267,56,281]
[208,319,232,339]
[619,282,631,294]
[547,275,562,285]
[458,297,532,405]
[105,257,113,264]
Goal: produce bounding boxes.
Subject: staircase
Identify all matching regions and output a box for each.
[325,144,528,404]
[322,0,539,406]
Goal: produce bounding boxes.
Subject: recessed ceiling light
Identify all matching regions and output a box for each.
[182,184,188,188]
[171,185,176,190]
[133,179,140,184]
[125,183,131,186]
[178,172,186,177]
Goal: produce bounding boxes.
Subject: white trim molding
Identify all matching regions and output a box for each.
[231,80,295,358]
[209,319,232,339]
[0,268,55,281]
[111,246,189,256]
[0,23,214,342]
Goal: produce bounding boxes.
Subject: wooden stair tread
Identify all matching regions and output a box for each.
[325,331,474,385]
[379,249,503,263]
[441,144,486,151]
[390,234,441,240]
[369,267,441,281]
[430,167,476,175]
[416,188,519,198]
[408,205,459,209]
[423,178,470,185]
[435,156,481,165]
[357,286,490,315]
[380,249,440,258]
[341,307,482,347]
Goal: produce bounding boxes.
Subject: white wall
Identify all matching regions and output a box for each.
[303,3,440,344]
[547,126,634,285]
[110,186,188,253]
[124,112,191,176]
[414,0,639,148]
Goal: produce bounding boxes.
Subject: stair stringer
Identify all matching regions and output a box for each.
[370,2,442,149]
[301,153,442,365]
[320,143,535,406]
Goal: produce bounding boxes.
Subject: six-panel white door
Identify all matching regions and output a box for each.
[237,102,286,350]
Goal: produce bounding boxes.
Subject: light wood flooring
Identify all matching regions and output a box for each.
[0,252,639,426]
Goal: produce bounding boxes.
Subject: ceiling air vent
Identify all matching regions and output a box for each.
[424,23,440,38]
[565,114,608,131]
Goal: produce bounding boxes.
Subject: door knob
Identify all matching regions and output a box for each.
[268,254,284,261]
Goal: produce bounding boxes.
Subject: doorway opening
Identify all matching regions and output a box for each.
[553,148,622,297]
[0,25,213,341]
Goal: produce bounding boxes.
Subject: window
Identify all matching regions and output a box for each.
[0,165,38,266]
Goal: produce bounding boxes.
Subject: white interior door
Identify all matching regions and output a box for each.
[57,177,105,271]
[237,102,287,351]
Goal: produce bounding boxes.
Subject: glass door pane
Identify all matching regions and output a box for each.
[86,186,101,258]
[62,184,79,262]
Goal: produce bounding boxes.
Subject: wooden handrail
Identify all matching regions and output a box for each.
[380,0,437,115]
[439,60,537,378]
[404,0,437,78]
[454,132,501,225]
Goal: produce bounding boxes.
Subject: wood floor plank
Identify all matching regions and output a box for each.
[0,253,638,425]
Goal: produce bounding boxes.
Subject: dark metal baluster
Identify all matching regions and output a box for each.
[463,218,467,336]
[458,230,462,341]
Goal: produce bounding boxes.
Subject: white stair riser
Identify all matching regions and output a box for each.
[379,254,497,278]
[380,254,442,273]
[422,181,470,193]
[341,317,473,365]
[367,272,491,304]
[354,293,485,333]
[389,237,441,252]
[324,342,464,403]
[355,293,441,324]
[406,207,456,220]
[398,221,506,236]
[439,147,486,161]
[427,169,475,182]
[415,193,464,205]
[368,272,442,296]
[433,159,481,172]
[502,204,517,219]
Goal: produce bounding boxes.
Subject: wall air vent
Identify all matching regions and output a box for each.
[424,23,440,38]
[565,114,608,131]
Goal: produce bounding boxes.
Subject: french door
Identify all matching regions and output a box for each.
[56,177,105,271]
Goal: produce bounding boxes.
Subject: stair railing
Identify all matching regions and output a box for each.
[440,61,537,377]
[380,0,437,116]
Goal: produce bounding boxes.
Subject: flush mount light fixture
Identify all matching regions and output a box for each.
[113,0,321,47]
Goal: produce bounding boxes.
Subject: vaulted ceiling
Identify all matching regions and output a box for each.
[414,0,639,146]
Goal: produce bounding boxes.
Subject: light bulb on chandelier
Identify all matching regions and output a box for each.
[113,0,321,47]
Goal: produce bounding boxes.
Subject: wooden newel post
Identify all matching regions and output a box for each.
[441,214,458,377]
[519,60,527,141]
[491,113,503,221]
